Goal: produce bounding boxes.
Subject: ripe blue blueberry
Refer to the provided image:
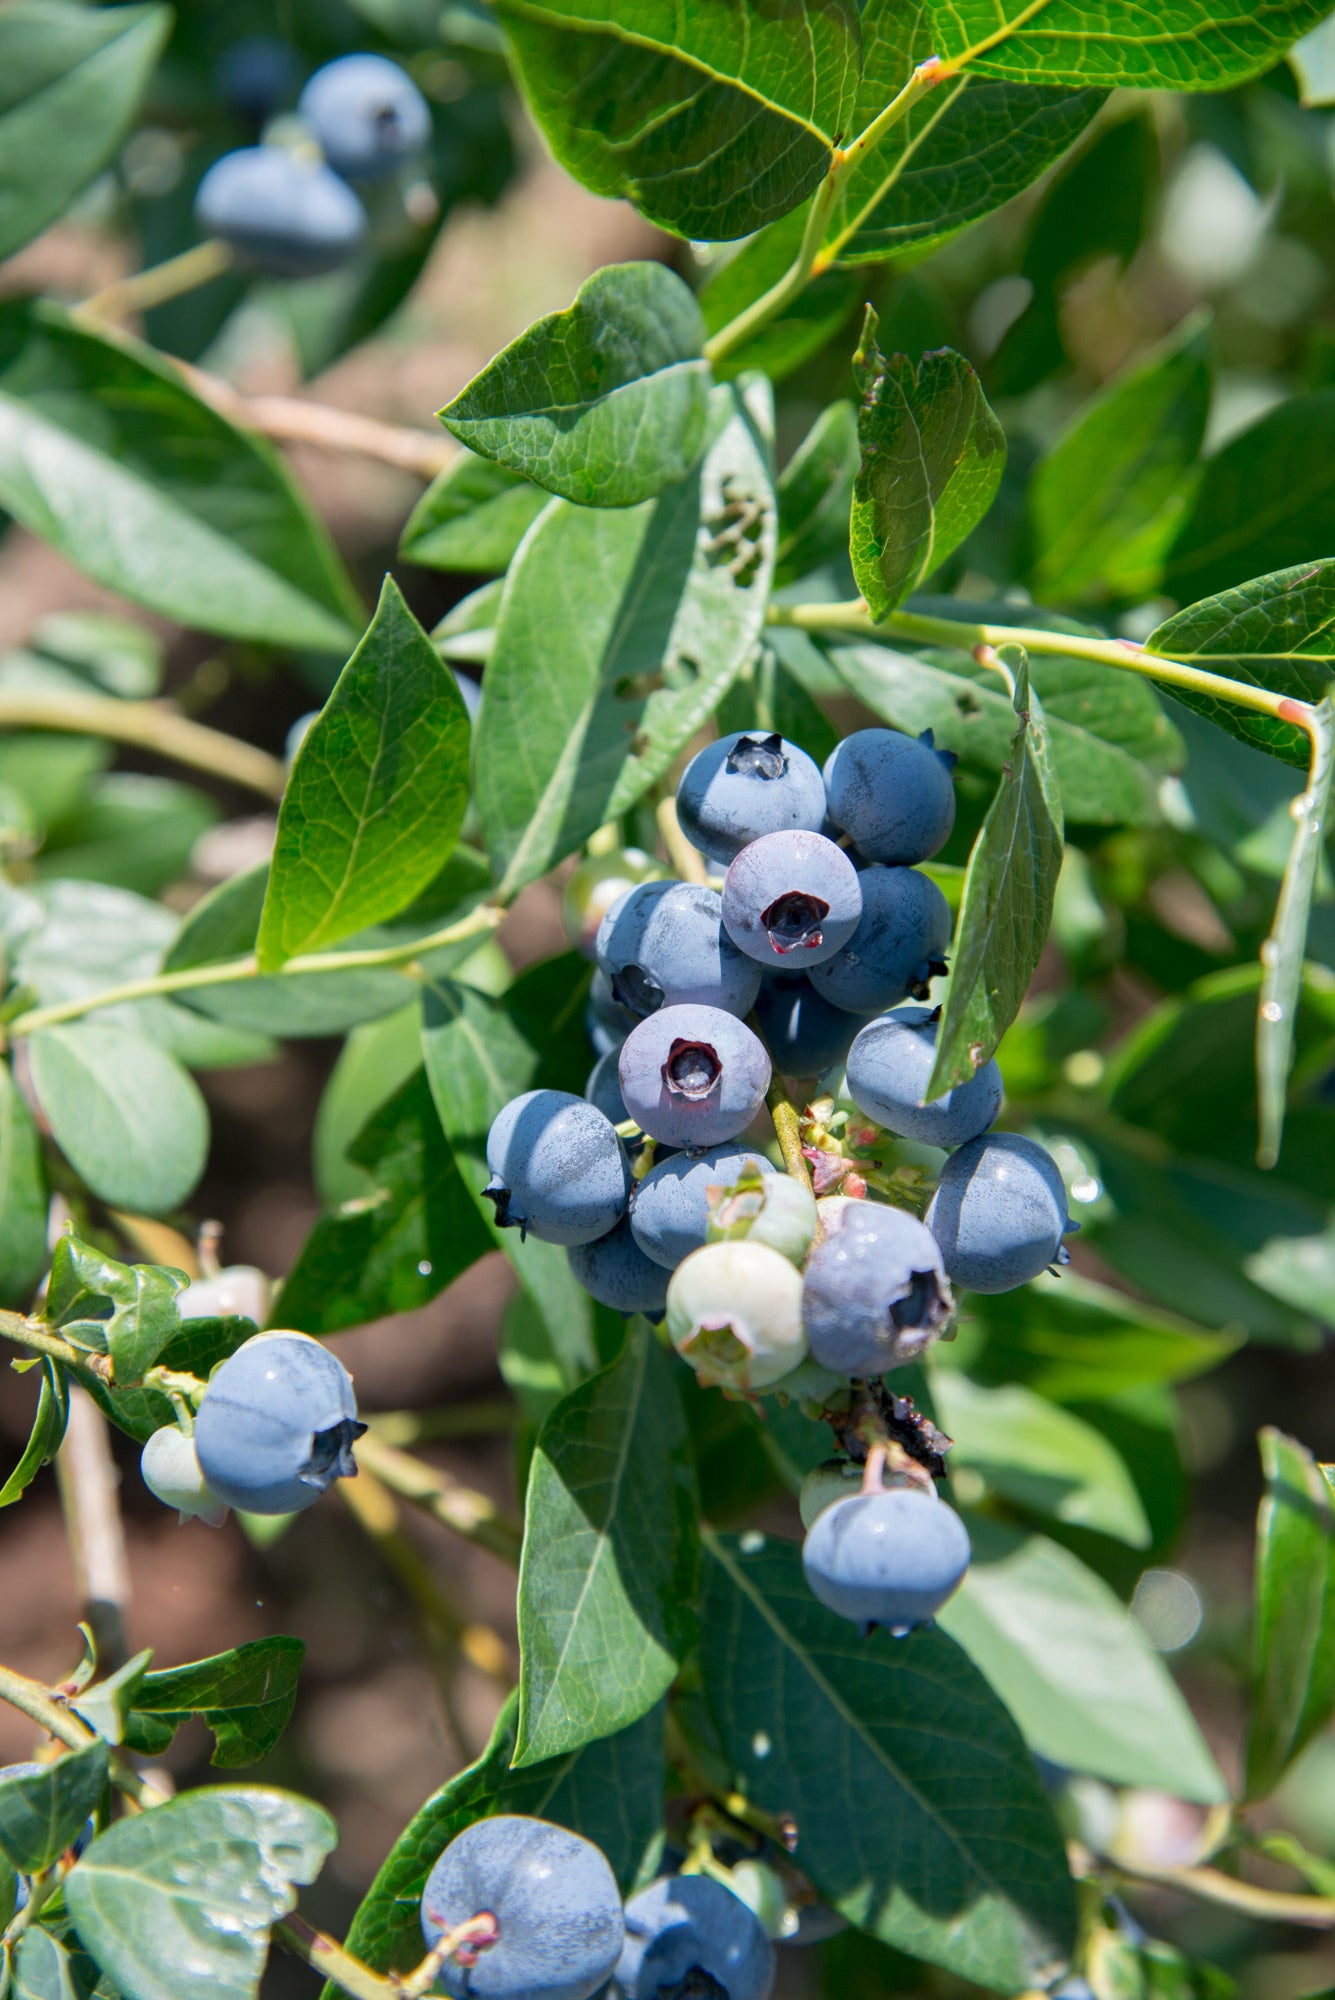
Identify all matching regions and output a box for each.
[629,1144,775,1269]
[587,969,633,1058]
[615,1874,776,2000]
[809,866,952,1016]
[585,1050,630,1127]
[216,37,298,125]
[925,1131,1076,1293]
[192,1332,365,1516]
[193,147,367,276]
[823,728,957,865]
[298,54,431,181]
[753,973,867,1076]
[721,831,861,968]
[567,1215,670,1315]
[801,1200,952,1375]
[484,1090,631,1244]
[596,882,762,1021]
[667,1241,806,1391]
[802,1485,971,1631]
[420,1814,623,2000]
[845,1005,1002,1148]
[140,1426,228,1527]
[618,1005,770,1149]
[675,730,827,868]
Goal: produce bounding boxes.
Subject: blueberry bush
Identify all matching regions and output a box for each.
[3,3,1335,1997]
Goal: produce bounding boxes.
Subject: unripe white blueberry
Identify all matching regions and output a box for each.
[667,1241,806,1392]
[140,1426,228,1528]
[178,1264,272,1325]
[798,1457,863,1529]
[708,1168,817,1265]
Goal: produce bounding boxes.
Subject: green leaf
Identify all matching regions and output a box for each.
[828,628,1181,824]
[45,1234,187,1386]
[476,380,775,894]
[932,1373,1151,1546]
[516,1324,698,1765]
[1147,560,1335,768]
[0,3,170,261]
[71,1652,152,1749]
[81,1320,255,1448]
[0,304,360,651]
[1290,9,1335,100]
[493,0,862,240]
[926,0,1331,89]
[700,1532,1076,1992]
[28,1027,209,1219]
[0,1743,107,1874]
[10,1927,99,2000]
[439,264,711,508]
[0,1058,47,1304]
[37,773,218,902]
[122,1639,305,1769]
[278,1069,492,1335]
[716,642,839,769]
[940,1519,1226,1801]
[850,316,1006,620]
[927,653,1064,1096]
[1,1359,69,1507]
[1258,699,1335,1168]
[1028,319,1210,604]
[399,450,546,572]
[700,212,862,385]
[66,1788,336,2000]
[335,1692,664,1986]
[258,578,470,970]
[420,966,602,1389]
[774,401,858,589]
[312,1005,424,1205]
[1245,1428,1335,1799]
[1164,392,1335,619]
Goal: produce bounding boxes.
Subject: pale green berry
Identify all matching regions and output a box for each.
[667,1241,806,1392]
[723,1858,789,1940]
[140,1426,228,1527]
[709,1168,817,1265]
[178,1264,272,1324]
[799,1457,863,1529]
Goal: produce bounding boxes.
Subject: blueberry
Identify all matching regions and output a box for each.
[619,1005,770,1149]
[567,1215,670,1315]
[676,730,828,868]
[597,882,762,1021]
[216,37,298,126]
[629,1145,775,1269]
[484,1090,631,1244]
[801,1201,952,1375]
[140,1426,228,1528]
[706,1165,817,1266]
[616,1874,775,2000]
[585,1049,630,1127]
[420,1815,623,2000]
[721,831,861,969]
[924,1132,1077,1293]
[566,848,664,959]
[588,969,634,1057]
[192,1332,365,1516]
[823,728,957,865]
[753,974,867,1076]
[194,147,367,276]
[802,1486,970,1631]
[298,54,432,181]
[667,1241,806,1392]
[808,866,951,1016]
[844,1005,1002,1148]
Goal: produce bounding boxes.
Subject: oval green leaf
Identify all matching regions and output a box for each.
[29,1023,209,1217]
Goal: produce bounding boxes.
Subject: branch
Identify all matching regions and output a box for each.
[1,1311,110,1378]
[353,1431,523,1567]
[177,362,457,482]
[0,1662,161,1810]
[274,1916,400,2000]
[0,687,287,801]
[76,239,236,324]
[55,1388,132,1672]
[1113,1854,1335,1928]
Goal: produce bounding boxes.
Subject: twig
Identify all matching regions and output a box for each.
[176,362,457,482]
[55,1388,132,1673]
[274,1916,400,2000]
[657,796,709,884]
[1112,1854,1335,1928]
[0,1312,110,1378]
[353,1432,522,1567]
[0,1662,161,1809]
[0,687,287,801]
[77,239,236,324]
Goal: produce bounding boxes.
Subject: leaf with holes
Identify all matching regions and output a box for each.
[850,315,1006,618]
[1246,1428,1335,1799]
[439,263,711,508]
[475,380,775,895]
[493,0,862,240]
[927,654,1064,1096]
[516,1324,698,1765]
[122,1638,305,1769]
[257,578,471,969]
[925,0,1331,89]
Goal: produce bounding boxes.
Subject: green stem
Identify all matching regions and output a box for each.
[6,903,505,1039]
[354,1432,523,1567]
[0,1311,109,1378]
[1113,1856,1335,1928]
[77,239,236,324]
[702,59,945,366]
[0,1662,160,1809]
[767,599,1317,733]
[0,686,287,800]
[273,1916,400,2000]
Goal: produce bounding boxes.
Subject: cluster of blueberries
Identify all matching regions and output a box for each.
[488,725,1078,1631]
[194,52,431,278]
[419,1813,778,2000]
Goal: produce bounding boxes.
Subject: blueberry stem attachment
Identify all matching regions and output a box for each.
[398,1915,500,2000]
[861,1442,888,1494]
[747,1014,821,1226]
[272,1914,402,2000]
[0,685,287,800]
[76,237,236,325]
